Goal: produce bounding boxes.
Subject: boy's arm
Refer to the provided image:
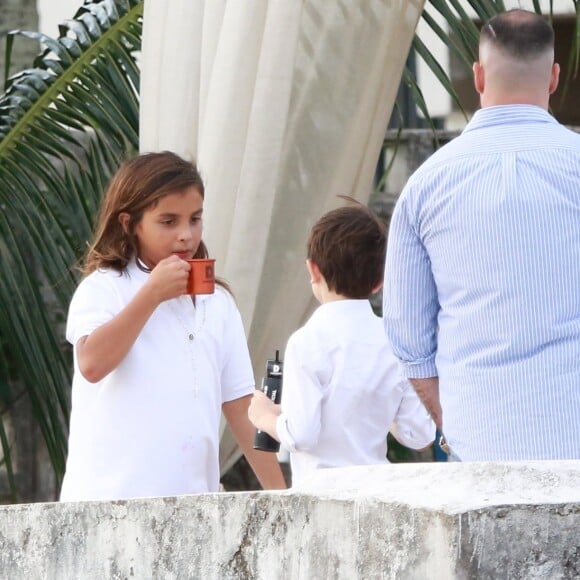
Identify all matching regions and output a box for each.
[248,390,281,441]
[223,394,287,490]
[77,256,189,383]
[267,334,325,453]
[392,378,436,450]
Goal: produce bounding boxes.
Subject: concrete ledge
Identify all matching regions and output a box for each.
[0,461,578,579]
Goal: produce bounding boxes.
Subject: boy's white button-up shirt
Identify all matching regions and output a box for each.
[276,299,434,486]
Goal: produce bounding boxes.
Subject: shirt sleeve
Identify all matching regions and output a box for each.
[275,329,329,453]
[219,291,255,402]
[66,272,120,347]
[392,378,435,449]
[382,189,439,379]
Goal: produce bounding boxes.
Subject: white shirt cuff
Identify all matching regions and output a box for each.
[276,414,297,453]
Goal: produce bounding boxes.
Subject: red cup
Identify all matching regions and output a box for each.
[186,259,215,295]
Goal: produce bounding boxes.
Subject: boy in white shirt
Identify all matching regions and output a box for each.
[248,203,434,486]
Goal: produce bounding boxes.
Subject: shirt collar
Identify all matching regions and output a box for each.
[315,298,375,317]
[462,105,558,134]
[126,257,150,282]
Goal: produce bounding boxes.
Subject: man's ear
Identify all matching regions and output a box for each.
[118,212,131,233]
[549,62,560,95]
[473,61,485,95]
[306,259,322,284]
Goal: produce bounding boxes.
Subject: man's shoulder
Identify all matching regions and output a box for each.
[409,128,480,174]
[405,118,580,190]
[555,124,580,147]
[401,139,468,193]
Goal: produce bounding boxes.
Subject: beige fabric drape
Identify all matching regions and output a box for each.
[140,0,425,476]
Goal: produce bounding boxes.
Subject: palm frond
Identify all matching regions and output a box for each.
[0,0,143,497]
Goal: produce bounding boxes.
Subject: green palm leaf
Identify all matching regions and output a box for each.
[0,0,142,499]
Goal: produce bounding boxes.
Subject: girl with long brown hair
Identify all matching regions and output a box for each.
[60,151,285,501]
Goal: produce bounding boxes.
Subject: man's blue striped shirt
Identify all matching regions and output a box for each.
[383,105,580,461]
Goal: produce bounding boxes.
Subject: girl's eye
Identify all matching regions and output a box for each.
[191,216,202,224]
[161,219,175,226]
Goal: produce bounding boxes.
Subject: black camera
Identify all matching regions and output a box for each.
[253,351,283,452]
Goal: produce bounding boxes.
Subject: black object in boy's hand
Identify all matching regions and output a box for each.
[253,351,283,452]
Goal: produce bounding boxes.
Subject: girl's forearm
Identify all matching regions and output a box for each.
[223,396,287,490]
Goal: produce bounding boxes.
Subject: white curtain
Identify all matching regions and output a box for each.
[140,0,425,476]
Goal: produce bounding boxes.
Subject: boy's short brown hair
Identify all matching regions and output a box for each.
[307,203,386,299]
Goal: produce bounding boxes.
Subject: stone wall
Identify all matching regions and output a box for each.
[0,461,578,579]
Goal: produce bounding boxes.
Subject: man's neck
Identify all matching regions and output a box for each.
[480,93,549,110]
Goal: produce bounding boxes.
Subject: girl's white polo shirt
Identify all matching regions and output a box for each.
[60,260,254,501]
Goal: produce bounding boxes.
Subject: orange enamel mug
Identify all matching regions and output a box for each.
[186,259,215,295]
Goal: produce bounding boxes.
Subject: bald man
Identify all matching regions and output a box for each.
[383,10,580,461]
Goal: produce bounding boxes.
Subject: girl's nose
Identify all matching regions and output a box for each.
[179,226,193,241]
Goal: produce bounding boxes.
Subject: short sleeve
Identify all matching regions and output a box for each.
[219,291,255,402]
[66,271,122,346]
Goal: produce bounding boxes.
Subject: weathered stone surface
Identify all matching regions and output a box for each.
[297,461,580,579]
[0,460,578,579]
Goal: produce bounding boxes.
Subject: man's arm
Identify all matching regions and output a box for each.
[409,377,442,431]
[383,190,440,401]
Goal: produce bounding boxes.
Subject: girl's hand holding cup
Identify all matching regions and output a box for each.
[146,255,190,303]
